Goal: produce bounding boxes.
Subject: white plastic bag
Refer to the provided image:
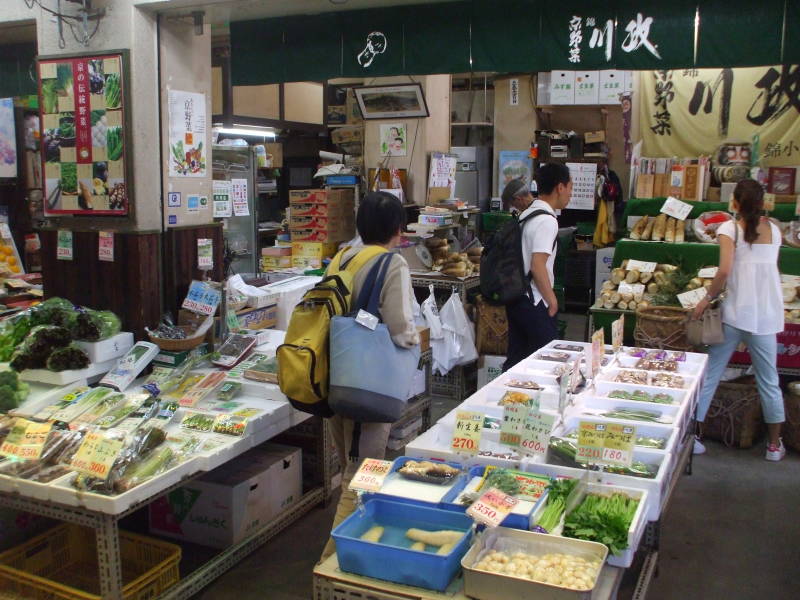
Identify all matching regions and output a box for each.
[421,285,443,339]
[433,291,478,375]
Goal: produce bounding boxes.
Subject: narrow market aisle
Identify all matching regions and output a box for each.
[649,440,800,599]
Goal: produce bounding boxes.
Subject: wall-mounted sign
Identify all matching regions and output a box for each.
[168,89,207,177]
[39,51,130,216]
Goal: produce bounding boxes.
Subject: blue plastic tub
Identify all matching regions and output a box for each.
[332,498,473,591]
[438,465,549,530]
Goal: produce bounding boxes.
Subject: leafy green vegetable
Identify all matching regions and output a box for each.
[533,478,578,533]
[564,493,639,555]
[91,110,105,126]
[548,437,658,479]
[600,408,665,423]
[71,309,121,342]
[61,162,77,194]
[0,371,30,412]
[59,118,75,139]
[56,63,73,95]
[104,73,121,108]
[46,344,90,372]
[10,325,72,371]
[42,80,58,114]
[107,126,123,161]
[171,141,185,163]
[483,468,520,496]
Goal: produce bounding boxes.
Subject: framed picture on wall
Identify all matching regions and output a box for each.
[38,50,132,217]
[353,83,429,120]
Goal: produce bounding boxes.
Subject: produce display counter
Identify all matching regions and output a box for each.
[313,340,703,599]
[623,197,798,223]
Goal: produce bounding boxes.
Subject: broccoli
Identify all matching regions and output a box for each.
[0,370,19,389]
[0,385,17,412]
[46,344,90,372]
[10,350,44,372]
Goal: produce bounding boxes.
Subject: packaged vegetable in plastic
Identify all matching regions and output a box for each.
[46,344,90,371]
[71,308,122,342]
[9,325,72,371]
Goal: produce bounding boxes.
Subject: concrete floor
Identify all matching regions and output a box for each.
[193,313,800,599]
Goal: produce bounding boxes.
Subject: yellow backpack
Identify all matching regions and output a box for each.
[277,246,387,416]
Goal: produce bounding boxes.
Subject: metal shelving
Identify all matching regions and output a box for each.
[0,416,332,600]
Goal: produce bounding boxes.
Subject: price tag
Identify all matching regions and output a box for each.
[519,411,555,457]
[612,314,625,353]
[558,371,569,416]
[602,423,636,467]
[98,231,114,262]
[466,487,519,528]
[57,230,73,260]
[697,267,718,278]
[577,421,606,463]
[451,410,484,455]
[0,419,52,460]
[590,328,605,378]
[677,287,708,309]
[197,239,213,270]
[500,403,529,447]
[661,197,693,221]
[762,193,776,211]
[618,282,645,297]
[69,432,125,480]
[349,458,393,493]
[182,281,222,316]
[569,357,583,393]
[226,309,241,333]
[624,259,657,273]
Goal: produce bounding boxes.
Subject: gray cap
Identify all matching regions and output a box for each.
[501,178,529,208]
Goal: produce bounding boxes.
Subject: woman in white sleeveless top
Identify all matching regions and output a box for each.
[692,180,786,461]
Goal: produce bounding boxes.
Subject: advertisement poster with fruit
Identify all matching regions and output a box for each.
[0,98,16,179]
[38,52,129,216]
[168,89,206,177]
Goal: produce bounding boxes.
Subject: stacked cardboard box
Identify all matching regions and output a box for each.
[289,188,355,247]
[291,241,339,270]
[261,245,292,271]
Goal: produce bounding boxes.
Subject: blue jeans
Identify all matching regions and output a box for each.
[696,323,785,424]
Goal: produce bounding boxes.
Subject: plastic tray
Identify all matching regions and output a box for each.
[332,498,473,591]
[19,358,117,386]
[9,379,89,419]
[375,457,466,505]
[462,527,608,599]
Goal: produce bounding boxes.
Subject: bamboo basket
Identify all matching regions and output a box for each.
[148,325,205,351]
[634,305,693,351]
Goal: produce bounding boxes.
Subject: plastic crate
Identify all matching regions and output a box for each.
[432,363,477,401]
[481,212,513,234]
[0,523,181,600]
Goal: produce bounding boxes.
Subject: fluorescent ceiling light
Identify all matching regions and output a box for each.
[217,126,277,139]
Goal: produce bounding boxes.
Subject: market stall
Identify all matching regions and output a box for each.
[314,338,703,598]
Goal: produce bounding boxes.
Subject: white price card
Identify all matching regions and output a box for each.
[519,412,555,457]
[677,287,708,309]
[762,193,776,211]
[349,458,393,493]
[577,421,606,464]
[602,423,636,467]
[500,403,530,447]
[57,230,73,260]
[590,328,605,378]
[467,487,519,528]
[697,267,718,278]
[625,259,657,273]
[618,282,646,296]
[660,197,693,221]
[197,238,213,270]
[612,314,625,353]
[98,231,114,262]
[451,410,484,455]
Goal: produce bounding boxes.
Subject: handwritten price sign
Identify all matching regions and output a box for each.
[467,487,519,528]
[577,421,606,463]
[520,412,555,457]
[603,423,636,467]
[0,420,53,461]
[349,458,393,493]
[70,433,125,480]
[500,404,529,447]
[451,411,483,455]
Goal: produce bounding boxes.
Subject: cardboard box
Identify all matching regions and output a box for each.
[545,71,575,105]
[291,228,353,243]
[289,188,355,205]
[262,246,292,257]
[291,256,325,270]
[292,242,339,259]
[235,304,278,330]
[475,295,508,356]
[598,70,624,103]
[417,326,430,352]
[153,344,211,367]
[331,126,364,145]
[574,71,599,104]
[289,214,353,231]
[149,444,302,549]
[584,130,606,144]
[290,202,353,217]
[261,255,292,270]
[478,355,505,388]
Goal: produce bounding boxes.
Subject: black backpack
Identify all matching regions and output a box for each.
[479,210,556,305]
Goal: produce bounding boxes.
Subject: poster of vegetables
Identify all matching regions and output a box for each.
[38,52,129,216]
[168,89,206,177]
[0,98,16,179]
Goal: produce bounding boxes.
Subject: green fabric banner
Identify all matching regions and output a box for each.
[340,8,406,78]
[539,4,617,70]
[283,16,343,81]
[470,0,543,73]
[0,44,37,98]
[696,0,784,68]
[783,0,800,63]
[612,0,695,70]
[230,19,287,86]
[403,3,471,75]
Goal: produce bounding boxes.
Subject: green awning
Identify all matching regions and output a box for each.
[0,43,37,98]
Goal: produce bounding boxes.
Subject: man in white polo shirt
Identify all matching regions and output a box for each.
[502,163,573,370]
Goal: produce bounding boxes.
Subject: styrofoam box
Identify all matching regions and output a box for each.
[506,361,565,386]
[540,71,575,105]
[598,70,624,104]
[574,71,599,105]
[461,384,560,420]
[478,355,505,389]
[555,416,679,456]
[592,380,689,406]
[623,70,635,94]
[76,332,134,363]
[615,354,704,376]
[526,447,673,521]
[597,367,697,392]
[19,358,117,386]
[9,379,88,419]
[575,395,686,430]
[406,423,524,471]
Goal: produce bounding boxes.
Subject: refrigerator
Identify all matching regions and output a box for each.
[212,145,258,276]
[450,146,491,208]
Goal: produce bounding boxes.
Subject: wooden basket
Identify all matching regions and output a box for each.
[703,377,764,448]
[634,305,693,351]
[148,326,205,352]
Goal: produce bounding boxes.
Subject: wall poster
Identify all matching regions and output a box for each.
[38,51,130,216]
[168,89,207,177]
[0,98,17,179]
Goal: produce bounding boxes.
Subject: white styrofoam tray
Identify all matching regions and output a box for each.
[572,395,687,429]
[596,367,696,391]
[76,332,134,363]
[615,354,704,376]
[9,379,88,419]
[405,423,525,471]
[524,447,674,521]
[554,416,679,456]
[19,357,117,386]
[593,380,689,405]
[460,385,560,419]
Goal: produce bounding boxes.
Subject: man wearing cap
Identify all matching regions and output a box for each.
[501,163,573,370]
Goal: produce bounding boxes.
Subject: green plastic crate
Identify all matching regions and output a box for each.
[481,211,513,234]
